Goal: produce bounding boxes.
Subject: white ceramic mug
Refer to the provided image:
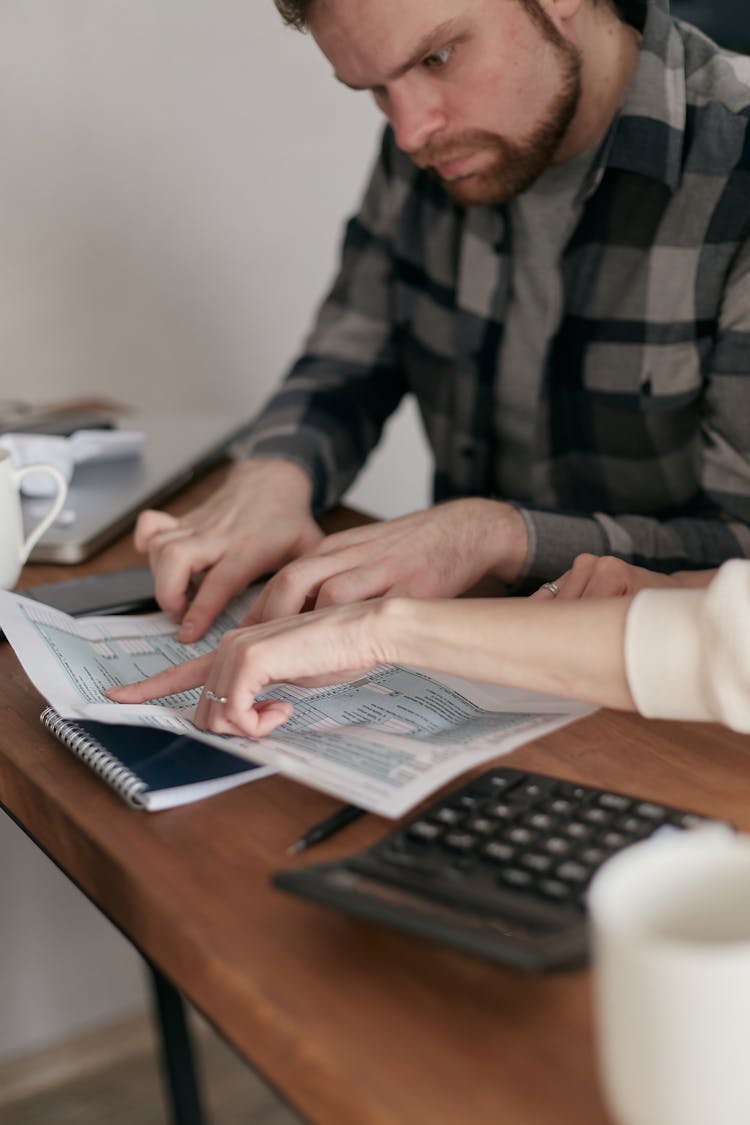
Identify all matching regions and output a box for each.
[589,827,750,1125]
[0,448,68,588]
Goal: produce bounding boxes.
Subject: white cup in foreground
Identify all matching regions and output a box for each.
[0,448,68,589]
[589,827,750,1125]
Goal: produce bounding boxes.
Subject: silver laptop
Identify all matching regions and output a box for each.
[22,412,250,564]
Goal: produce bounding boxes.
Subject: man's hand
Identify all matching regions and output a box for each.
[135,458,322,641]
[531,553,712,600]
[242,498,529,625]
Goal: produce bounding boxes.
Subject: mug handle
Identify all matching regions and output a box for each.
[14,463,69,563]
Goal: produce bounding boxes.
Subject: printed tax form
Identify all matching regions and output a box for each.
[0,590,593,818]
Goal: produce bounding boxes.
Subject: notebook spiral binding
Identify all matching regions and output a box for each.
[41,706,146,809]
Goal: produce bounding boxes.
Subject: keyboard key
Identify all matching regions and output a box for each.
[490,774,521,790]
[482,841,516,864]
[556,861,590,883]
[408,820,442,842]
[580,846,607,866]
[468,772,522,797]
[619,816,651,835]
[466,816,497,835]
[599,793,631,811]
[484,802,518,820]
[519,780,556,800]
[508,826,537,846]
[537,878,572,901]
[544,836,572,856]
[635,802,668,820]
[564,822,593,841]
[678,813,709,829]
[525,812,555,831]
[499,867,534,889]
[434,807,463,826]
[520,853,554,874]
[550,798,574,815]
[443,831,478,853]
[583,807,612,825]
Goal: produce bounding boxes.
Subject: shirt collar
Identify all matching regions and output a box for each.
[588,0,686,194]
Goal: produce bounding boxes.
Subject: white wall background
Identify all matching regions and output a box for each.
[0,0,430,1063]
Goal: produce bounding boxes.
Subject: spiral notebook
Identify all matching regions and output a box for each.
[40,707,273,811]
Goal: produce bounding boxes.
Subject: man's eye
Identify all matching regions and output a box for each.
[423,45,454,69]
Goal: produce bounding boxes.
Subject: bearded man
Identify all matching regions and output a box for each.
[136,0,750,638]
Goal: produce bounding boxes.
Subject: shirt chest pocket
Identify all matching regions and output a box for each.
[580,335,708,402]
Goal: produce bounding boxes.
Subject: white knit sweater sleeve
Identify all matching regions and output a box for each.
[624,560,750,732]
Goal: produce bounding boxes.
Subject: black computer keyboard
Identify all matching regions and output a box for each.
[274,767,725,972]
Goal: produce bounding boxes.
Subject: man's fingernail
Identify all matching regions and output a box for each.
[180,620,197,639]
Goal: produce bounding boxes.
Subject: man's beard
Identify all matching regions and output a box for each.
[414,26,582,206]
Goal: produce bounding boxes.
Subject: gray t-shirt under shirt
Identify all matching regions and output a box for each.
[495,147,596,501]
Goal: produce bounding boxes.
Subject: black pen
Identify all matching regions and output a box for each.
[287,803,365,855]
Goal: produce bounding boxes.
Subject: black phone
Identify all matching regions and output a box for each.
[17,567,158,617]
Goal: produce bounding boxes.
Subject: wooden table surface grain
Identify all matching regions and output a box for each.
[3,466,750,1124]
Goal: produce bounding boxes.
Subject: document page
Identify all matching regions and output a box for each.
[0,590,594,818]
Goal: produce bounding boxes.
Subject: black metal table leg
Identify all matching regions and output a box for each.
[147,961,209,1125]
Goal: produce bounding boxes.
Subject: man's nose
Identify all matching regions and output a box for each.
[385,82,446,155]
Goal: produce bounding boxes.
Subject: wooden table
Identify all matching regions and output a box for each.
[3,467,750,1124]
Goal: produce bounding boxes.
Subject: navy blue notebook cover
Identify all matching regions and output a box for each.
[40,707,273,810]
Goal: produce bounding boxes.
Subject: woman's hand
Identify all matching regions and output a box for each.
[532,554,683,600]
[107,599,401,739]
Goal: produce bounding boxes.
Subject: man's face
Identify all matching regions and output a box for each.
[309,0,582,206]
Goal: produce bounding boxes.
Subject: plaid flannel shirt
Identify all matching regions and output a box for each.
[238,0,750,586]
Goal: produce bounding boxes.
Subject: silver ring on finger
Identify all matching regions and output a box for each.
[205,688,229,704]
[541,581,560,598]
